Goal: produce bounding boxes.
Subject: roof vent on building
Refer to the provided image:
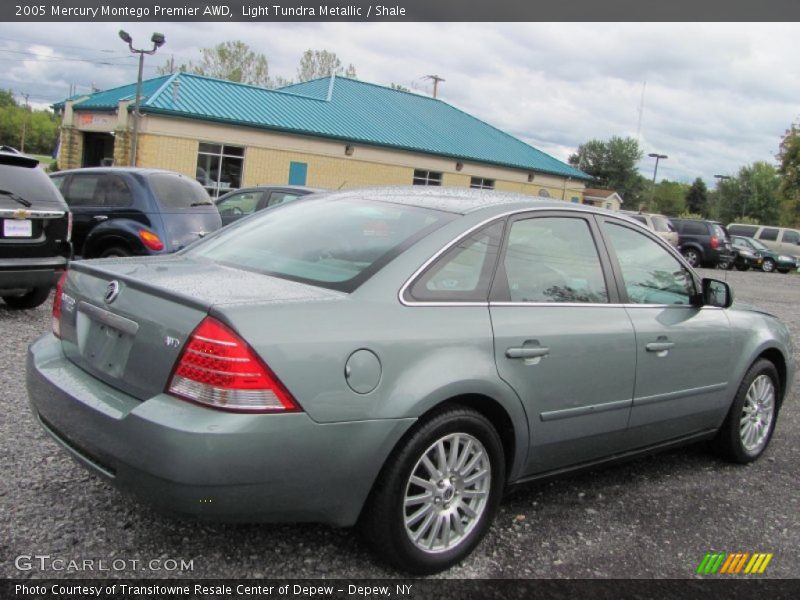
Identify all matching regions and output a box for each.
[326,73,336,101]
[172,78,181,103]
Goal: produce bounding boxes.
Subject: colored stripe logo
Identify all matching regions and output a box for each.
[696,552,773,574]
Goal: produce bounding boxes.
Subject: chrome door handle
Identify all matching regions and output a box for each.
[92,215,109,222]
[506,347,550,359]
[646,342,675,352]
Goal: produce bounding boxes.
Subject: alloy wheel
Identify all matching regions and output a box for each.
[739,374,776,455]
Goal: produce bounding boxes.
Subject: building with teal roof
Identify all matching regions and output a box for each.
[56,73,590,201]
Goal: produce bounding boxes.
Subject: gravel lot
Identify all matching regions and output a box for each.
[1,268,798,579]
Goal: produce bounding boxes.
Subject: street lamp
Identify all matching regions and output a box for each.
[119,30,165,166]
[648,152,668,205]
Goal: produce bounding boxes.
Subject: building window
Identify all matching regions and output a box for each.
[413,169,442,186]
[196,142,244,198]
[470,177,495,190]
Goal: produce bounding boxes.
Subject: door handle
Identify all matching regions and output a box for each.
[92,215,109,222]
[506,347,550,359]
[646,342,675,352]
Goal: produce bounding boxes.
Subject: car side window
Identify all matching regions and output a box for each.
[604,223,695,305]
[102,175,133,208]
[500,217,608,303]
[64,174,102,207]
[759,228,779,241]
[50,175,66,192]
[217,191,261,216]
[408,221,504,302]
[268,192,302,207]
[781,230,800,245]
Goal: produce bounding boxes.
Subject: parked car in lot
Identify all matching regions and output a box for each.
[727,223,800,264]
[28,188,793,574]
[215,185,322,226]
[50,168,221,258]
[0,151,71,309]
[670,217,735,268]
[731,235,797,273]
[620,210,679,246]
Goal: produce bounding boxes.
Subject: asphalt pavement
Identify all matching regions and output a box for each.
[1,268,798,579]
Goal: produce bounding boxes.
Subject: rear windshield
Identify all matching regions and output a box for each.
[147,173,213,209]
[190,197,454,292]
[651,215,673,233]
[711,224,728,240]
[0,162,64,207]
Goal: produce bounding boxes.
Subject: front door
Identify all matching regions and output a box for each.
[599,219,733,447]
[489,213,637,475]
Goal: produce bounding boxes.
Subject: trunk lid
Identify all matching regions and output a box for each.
[58,255,342,401]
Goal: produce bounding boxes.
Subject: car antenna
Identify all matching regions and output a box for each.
[337,181,347,190]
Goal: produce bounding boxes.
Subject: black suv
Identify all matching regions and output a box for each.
[669,218,735,268]
[50,168,221,258]
[0,151,71,309]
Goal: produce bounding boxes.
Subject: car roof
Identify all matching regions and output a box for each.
[307,186,600,216]
[52,167,182,176]
[0,150,40,168]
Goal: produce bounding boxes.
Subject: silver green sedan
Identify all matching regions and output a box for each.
[27,188,794,574]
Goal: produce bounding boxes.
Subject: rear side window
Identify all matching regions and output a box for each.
[192,198,454,292]
[148,173,212,209]
[0,162,64,207]
[781,230,800,245]
[64,174,102,207]
[759,228,779,241]
[728,224,758,237]
[408,221,504,302]
[680,221,707,235]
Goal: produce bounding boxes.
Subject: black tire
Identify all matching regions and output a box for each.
[98,246,131,258]
[735,264,749,271]
[2,286,51,309]
[762,258,776,273]
[777,268,790,274]
[359,406,505,574]
[682,248,701,267]
[713,359,780,463]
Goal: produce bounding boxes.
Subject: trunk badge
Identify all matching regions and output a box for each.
[104,280,121,304]
[13,209,31,219]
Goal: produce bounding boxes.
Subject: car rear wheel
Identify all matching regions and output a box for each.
[714,359,779,463]
[98,246,131,258]
[777,268,790,274]
[762,258,776,273]
[735,264,749,271]
[2,286,51,309]
[359,406,505,574]
[682,248,701,267]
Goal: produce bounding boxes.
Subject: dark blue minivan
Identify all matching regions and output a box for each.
[50,168,221,258]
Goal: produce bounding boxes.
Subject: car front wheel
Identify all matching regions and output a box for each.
[682,248,701,267]
[714,359,780,463]
[359,406,505,574]
[762,258,776,273]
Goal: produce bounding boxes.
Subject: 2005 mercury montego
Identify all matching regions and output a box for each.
[27,187,793,574]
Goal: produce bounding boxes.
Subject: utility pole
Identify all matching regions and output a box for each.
[20,93,30,153]
[424,75,445,98]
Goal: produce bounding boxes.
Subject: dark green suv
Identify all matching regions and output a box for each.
[0,151,71,309]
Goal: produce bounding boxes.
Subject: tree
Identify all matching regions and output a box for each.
[568,136,646,206]
[716,162,781,225]
[0,91,59,155]
[652,180,688,216]
[297,50,357,82]
[390,83,410,92]
[159,41,271,87]
[685,177,708,216]
[777,123,800,227]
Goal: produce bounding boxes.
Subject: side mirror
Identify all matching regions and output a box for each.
[701,278,734,308]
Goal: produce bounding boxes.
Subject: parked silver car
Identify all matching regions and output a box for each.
[27,188,793,573]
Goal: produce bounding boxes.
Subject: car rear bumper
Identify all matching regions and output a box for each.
[26,334,415,526]
[0,256,68,291]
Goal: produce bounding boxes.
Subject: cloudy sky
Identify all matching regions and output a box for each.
[1,22,798,185]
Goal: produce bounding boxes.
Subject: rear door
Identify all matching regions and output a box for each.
[489,212,636,475]
[598,218,732,446]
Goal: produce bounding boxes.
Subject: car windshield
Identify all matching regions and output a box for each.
[747,237,769,251]
[190,197,454,292]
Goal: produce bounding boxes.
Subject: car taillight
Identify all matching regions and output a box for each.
[167,316,299,413]
[138,229,164,251]
[710,236,720,250]
[52,271,67,338]
[66,212,72,243]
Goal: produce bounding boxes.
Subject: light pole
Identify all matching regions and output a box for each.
[714,174,734,218]
[648,152,667,206]
[119,30,165,166]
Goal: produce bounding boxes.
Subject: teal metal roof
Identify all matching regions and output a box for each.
[64,73,590,180]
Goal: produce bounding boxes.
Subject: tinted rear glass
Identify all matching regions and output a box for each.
[728,224,758,237]
[759,228,779,241]
[711,224,728,240]
[191,198,454,292]
[147,173,213,209]
[0,163,64,207]
[680,221,707,235]
[651,215,672,232]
